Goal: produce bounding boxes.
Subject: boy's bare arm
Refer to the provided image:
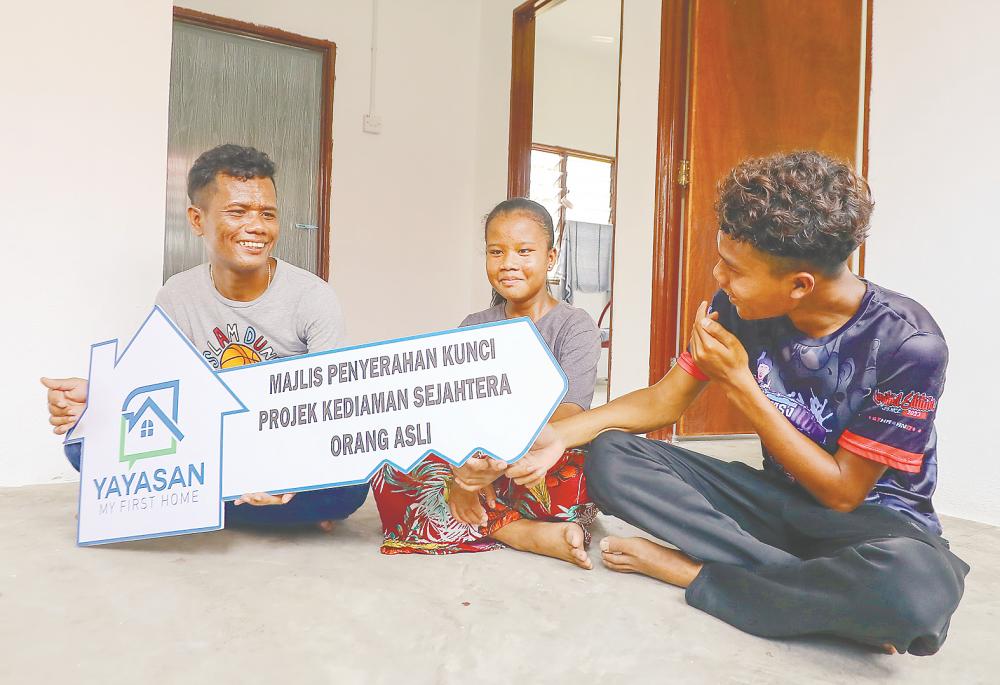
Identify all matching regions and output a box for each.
[506,366,707,486]
[555,365,706,449]
[692,310,885,511]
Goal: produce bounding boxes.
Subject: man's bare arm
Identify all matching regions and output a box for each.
[450,401,587,492]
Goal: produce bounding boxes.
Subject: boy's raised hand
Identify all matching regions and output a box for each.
[689,301,750,387]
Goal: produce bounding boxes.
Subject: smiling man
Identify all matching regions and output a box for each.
[504,151,969,654]
[43,144,368,528]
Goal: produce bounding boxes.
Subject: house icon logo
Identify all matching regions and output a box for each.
[119,380,185,468]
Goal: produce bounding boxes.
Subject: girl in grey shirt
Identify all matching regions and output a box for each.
[372,199,600,568]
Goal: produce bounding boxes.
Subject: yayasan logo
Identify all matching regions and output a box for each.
[873,389,937,420]
[119,381,185,468]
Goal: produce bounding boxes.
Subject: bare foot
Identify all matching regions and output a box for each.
[600,536,702,588]
[317,520,336,533]
[882,643,898,655]
[491,519,592,569]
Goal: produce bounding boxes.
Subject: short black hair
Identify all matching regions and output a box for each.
[715,151,873,274]
[186,144,277,204]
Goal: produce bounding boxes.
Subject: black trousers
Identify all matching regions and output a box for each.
[585,430,970,655]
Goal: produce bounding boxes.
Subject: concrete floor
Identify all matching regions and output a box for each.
[2,441,997,684]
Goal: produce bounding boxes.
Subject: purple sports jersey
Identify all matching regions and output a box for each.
[683,282,947,534]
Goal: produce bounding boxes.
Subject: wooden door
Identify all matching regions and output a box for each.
[667,0,868,436]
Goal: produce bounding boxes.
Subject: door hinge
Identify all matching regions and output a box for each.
[677,160,691,187]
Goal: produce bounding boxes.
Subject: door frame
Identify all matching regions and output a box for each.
[645,0,874,440]
[507,0,563,198]
[507,0,624,403]
[173,7,336,280]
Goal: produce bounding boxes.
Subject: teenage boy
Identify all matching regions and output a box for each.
[485,151,967,655]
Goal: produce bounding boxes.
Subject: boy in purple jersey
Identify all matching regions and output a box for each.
[701,280,946,534]
[460,151,967,654]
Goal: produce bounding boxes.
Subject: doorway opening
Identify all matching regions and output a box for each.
[508,0,623,406]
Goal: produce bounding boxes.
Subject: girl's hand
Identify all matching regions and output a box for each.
[452,455,508,492]
[448,484,494,527]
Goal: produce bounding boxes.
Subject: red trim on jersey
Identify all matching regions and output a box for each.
[838,430,924,473]
[677,351,709,381]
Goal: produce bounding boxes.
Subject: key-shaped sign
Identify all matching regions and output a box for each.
[67,308,567,546]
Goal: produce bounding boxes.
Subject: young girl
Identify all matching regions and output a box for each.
[372,198,602,567]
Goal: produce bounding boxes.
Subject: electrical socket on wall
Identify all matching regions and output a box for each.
[363,114,383,134]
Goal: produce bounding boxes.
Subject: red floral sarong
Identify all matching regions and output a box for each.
[372,449,596,555]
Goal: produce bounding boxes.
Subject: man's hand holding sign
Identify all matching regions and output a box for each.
[42,377,88,436]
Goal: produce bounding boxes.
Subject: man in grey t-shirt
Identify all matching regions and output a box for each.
[155,256,345,370]
[43,144,368,528]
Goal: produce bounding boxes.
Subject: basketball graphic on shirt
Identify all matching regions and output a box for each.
[219,343,261,368]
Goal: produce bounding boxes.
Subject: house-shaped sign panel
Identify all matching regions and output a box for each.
[66,308,246,546]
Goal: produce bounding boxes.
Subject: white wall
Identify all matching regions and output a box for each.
[2,0,175,486]
[2,0,487,486]
[533,37,619,156]
[866,0,1000,525]
[469,0,525,313]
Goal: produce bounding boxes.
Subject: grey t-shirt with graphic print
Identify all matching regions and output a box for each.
[460,301,601,409]
[154,258,345,369]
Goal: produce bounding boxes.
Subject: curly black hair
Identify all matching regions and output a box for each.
[715,151,873,273]
[186,144,276,204]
